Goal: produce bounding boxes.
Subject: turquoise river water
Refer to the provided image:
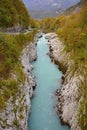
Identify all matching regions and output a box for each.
[28,35,69,130]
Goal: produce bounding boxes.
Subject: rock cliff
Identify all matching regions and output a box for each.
[0,42,37,130]
[45,33,83,130]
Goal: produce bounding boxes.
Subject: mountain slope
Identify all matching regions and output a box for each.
[64,1,83,15]
[0,1,38,129]
[41,1,87,129]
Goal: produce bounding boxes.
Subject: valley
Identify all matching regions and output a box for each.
[0,0,87,130]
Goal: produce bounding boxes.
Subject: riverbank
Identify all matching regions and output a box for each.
[45,33,83,130]
[0,39,37,130]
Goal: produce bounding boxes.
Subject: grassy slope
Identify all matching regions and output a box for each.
[41,2,87,129]
[0,31,37,110]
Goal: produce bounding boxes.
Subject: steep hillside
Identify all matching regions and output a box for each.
[0,31,37,130]
[0,0,30,28]
[0,0,38,129]
[41,1,87,130]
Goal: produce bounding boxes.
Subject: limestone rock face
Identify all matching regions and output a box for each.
[45,33,82,130]
[0,42,37,130]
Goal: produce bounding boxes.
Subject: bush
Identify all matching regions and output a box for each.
[13,119,19,127]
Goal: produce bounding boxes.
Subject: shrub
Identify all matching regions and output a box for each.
[13,119,19,127]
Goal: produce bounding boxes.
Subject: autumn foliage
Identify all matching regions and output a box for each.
[41,2,87,129]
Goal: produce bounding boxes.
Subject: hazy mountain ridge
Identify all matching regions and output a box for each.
[64,1,83,15]
[29,9,63,19]
[23,0,80,19]
[23,0,80,10]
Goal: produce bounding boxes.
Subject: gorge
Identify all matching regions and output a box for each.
[0,1,87,130]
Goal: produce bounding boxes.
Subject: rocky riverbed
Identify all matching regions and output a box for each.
[0,42,37,130]
[45,33,83,130]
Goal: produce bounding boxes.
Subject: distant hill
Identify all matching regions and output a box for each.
[23,0,80,19]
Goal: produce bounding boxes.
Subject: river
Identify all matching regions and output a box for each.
[28,35,69,130]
